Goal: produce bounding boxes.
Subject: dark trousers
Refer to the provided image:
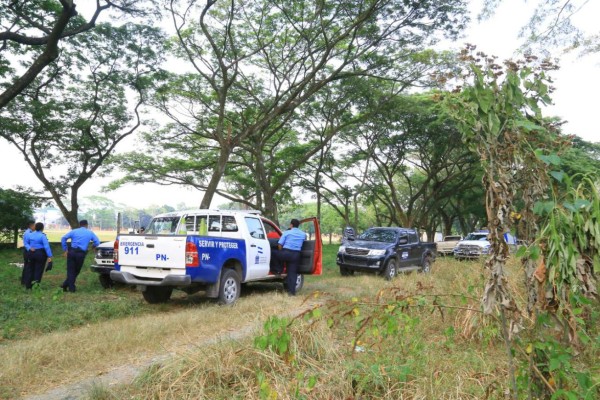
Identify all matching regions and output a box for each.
[62,249,87,292]
[21,248,31,285]
[25,249,47,289]
[274,249,301,295]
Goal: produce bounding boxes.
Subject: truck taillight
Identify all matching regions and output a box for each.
[186,241,199,267]
[113,239,119,263]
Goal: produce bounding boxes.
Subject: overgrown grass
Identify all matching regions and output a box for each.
[2,245,598,399]
[86,251,512,399]
[89,249,600,399]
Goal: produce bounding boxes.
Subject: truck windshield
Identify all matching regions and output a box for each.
[464,233,488,241]
[145,217,181,235]
[357,229,397,243]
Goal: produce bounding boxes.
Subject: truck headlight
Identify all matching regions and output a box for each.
[368,249,386,256]
[338,246,346,254]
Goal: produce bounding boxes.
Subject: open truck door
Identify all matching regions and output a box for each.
[298,217,322,275]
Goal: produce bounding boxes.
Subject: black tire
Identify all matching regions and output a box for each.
[218,269,241,305]
[283,274,304,293]
[421,255,433,273]
[142,286,173,304]
[339,266,355,276]
[383,259,397,281]
[98,274,114,289]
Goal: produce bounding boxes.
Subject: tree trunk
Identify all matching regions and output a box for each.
[13,227,18,249]
[200,147,231,209]
[263,193,279,223]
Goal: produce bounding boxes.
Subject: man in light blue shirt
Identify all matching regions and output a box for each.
[60,220,101,292]
[24,222,53,289]
[273,219,306,295]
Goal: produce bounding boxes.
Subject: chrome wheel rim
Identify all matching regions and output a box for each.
[223,277,238,303]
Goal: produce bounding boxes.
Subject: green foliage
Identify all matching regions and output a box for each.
[113,0,469,213]
[0,21,166,226]
[0,187,43,245]
[254,316,293,359]
[529,167,600,308]
[514,307,600,399]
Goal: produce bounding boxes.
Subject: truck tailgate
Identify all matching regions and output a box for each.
[118,235,187,269]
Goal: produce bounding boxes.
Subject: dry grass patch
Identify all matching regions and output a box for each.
[90,257,519,399]
[0,291,310,399]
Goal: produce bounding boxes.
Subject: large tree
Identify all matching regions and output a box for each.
[0,187,44,248]
[110,0,469,210]
[0,0,158,109]
[0,23,164,227]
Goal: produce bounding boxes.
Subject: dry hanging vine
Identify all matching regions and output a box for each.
[444,46,599,398]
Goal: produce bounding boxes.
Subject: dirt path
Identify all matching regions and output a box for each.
[23,305,314,400]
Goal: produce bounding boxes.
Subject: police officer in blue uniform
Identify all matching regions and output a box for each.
[274,219,307,296]
[60,220,100,292]
[23,222,53,289]
[21,220,35,286]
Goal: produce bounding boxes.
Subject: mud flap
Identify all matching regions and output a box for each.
[205,271,220,298]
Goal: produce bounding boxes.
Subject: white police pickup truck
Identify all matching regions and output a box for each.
[110,210,322,305]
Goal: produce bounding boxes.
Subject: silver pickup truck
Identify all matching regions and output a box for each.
[436,235,462,256]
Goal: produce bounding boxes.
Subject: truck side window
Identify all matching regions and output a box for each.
[185,216,196,232]
[245,217,265,239]
[195,215,208,235]
[222,216,238,232]
[209,215,221,232]
[408,232,418,243]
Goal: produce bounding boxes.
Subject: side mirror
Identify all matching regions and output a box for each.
[398,237,408,245]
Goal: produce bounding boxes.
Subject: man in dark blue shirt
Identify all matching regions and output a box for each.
[60,220,101,292]
[273,219,306,296]
[21,220,35,286]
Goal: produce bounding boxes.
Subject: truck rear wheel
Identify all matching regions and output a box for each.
[142,286,173,304]
[421,255,433,273]
[218,269,241,305]
[383,259,397,280]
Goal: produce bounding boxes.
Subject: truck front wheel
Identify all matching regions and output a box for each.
[383,259,397,280]
[98,274,114,289]
[218,269,241,305]
[339,266,354,276]
[142,286,173,304]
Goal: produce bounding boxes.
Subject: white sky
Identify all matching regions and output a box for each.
[1,0,598,210]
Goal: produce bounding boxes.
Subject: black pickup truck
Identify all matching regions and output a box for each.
[336,227,436,280]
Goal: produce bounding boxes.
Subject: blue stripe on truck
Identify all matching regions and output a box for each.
[185,236,247,282]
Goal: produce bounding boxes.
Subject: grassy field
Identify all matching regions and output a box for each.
[0,245,598,399]
[12,229,118,248]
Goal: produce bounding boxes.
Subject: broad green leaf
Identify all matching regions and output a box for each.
[550,170,564,182]
[515,245,527,258]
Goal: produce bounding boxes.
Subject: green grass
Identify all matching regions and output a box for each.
[0,244,172,342]
[0,244,340,343]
